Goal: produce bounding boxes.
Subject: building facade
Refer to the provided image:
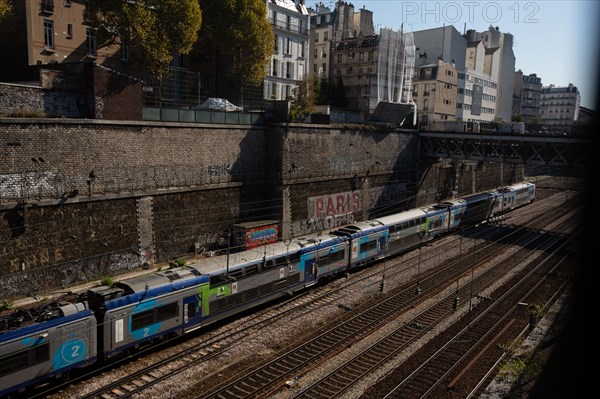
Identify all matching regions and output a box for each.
[513,70,542,123]
[465,27,515,122]
[540,84,580,132]
[0,0,127,81]
[456,39,498,123]
[264,0,310,101]
[412,61,458,128]
[308,3,336,80]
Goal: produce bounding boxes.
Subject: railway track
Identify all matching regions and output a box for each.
[197,197,579,399]
[379,231,574,398]
[38,184,577,399]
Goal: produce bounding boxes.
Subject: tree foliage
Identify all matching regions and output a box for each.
[0,0,11,22]
[290,74,316,122]
[201,0,274,87]
[89,0,201,77]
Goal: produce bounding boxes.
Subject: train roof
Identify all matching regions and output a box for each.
[1,307,93,341]
[185,232,344,276]
[434,199,467,208]
[462,192,494,203]
[373,208,427,226]
[329,220,386,237]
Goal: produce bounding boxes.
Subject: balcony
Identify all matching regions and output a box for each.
[271,19,308,36]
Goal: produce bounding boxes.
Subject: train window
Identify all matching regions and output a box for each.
[245,264,259,276]
[131,309,154,331]
[409,219,415,227]
[157,302,179,322]
[186,302,196,318]
[360,240,377,253]
[229,269,243,280]
[264,259,274,269]
[288,252,300,263]
[402,222,408,229]
[0,343,50,377]
[210,274,227,286]
[275,256,287,266]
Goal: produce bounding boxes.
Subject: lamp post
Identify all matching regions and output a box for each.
[380,237,389,294]
[416,231,425,295]
[469,236,476,312]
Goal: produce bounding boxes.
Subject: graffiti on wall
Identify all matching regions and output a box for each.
[298,183,406,236]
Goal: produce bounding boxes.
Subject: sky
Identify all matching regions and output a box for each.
[320,0,599,109]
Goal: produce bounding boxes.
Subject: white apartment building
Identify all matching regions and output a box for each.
[456,40,498,122]
[465,27,515,122]
[540,84,580,132]
[264,0,309,100]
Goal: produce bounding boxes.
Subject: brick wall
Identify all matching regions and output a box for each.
[0,119,520,300]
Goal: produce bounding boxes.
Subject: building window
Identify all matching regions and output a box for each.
[300,42,305,58]
[66,23,72,39]
[286,61,293,79]
[314,63,317,73]
[272,59,279,76]
[65,0,71,6]
[322,63,326,74]
[324,31,329,41]
[274,34,278,52]
[286,15,291,30]
[286,38,291,54]
[86,28,96,56]
[359,52,364,61]
[315,32,319,42]
[44,19,54,49]
[368,50,374,61]
[337,54,342,63]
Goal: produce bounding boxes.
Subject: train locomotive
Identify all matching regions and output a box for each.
[0,182,535,397]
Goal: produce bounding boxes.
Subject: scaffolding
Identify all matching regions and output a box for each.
[376,27,416,105]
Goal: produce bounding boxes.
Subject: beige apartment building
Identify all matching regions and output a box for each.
[412,61,458,128]
[33,0,129,68]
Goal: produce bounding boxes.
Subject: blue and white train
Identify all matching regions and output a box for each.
[0,182,535,397]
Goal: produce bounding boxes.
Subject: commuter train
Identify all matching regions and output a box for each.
[0,182,536,397]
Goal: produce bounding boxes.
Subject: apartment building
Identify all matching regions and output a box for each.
[264,0,310,101]
[456,39,498,123]
[308,3,336,80]
[329,2,379,116]
[513,70,542,123]
[540,84,580,132]
[465,27,515,122]
[0,0,126,81]
[412,61,458,127]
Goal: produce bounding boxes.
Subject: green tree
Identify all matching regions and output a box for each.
[89,0,201,77]
[201,0,274,103]
[290,73,316,122]
[512,114,524,122]
[0,0,11,22]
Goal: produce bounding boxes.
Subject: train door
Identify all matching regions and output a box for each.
[378,235,388,259]
[303,256,318,287]
[183,293,203,332]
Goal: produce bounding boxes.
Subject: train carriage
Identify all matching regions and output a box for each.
[462,192,495,226]
[87,270,210,357]
[373,209,428,256]
[0,303,97,397]
[330,221,388,270]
